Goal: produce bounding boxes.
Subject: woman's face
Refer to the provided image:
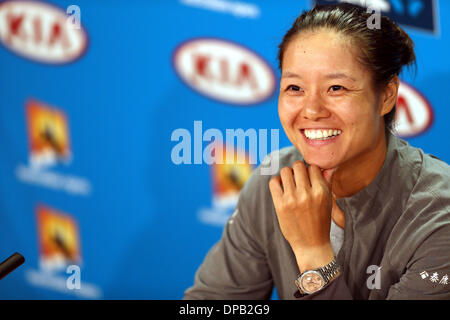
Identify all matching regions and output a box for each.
[278,30,388,171]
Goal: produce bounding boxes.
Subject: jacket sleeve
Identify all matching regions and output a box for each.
[183,197,274,300]
[386,221,450,300]
[293,220,449,300]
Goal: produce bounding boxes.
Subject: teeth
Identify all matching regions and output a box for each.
[304,129,341,140]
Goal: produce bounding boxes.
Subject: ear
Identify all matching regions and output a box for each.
[380,75,400,116]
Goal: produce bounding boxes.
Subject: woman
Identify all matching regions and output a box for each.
[184,3,450,299]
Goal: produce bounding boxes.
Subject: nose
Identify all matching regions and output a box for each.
[300,90,331,121]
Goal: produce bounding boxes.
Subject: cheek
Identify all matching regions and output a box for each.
[278,96,301,125]
[339,99,376,125]
[339,102,380,140]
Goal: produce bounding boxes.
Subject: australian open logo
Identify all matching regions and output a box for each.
[197,143,254,226]
[314,0,439,34]
[15,99,92,196]
[24,204,102,299]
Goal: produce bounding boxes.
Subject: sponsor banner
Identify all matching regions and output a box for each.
[0,0,87,63]
[394,81,434,138]
[0,0,447,300]
[173,38,276,105]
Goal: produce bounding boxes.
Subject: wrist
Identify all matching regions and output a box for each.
[293,243,334,273]
[295,257,341,295]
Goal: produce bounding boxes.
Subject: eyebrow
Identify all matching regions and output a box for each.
[281,71,356,82]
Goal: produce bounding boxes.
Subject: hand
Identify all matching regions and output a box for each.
[269,161,335,250]
[269,161,337,271]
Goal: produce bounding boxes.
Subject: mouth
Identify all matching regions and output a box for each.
[300,128,342,146]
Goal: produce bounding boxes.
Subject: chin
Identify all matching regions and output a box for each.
[303,158,336,170]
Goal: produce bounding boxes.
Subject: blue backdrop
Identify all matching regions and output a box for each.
[0,0,448,299]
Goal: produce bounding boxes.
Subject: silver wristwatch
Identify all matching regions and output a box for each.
[295,258,341,295]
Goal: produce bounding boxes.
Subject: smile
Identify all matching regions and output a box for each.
[301,129,342,146]
[304,129,342,140]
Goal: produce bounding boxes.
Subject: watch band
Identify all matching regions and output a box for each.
[319,258,340,283]
[295,258,341,295]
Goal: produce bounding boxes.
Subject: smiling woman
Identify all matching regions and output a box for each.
[184,3,450,300]
[275,4,416,199]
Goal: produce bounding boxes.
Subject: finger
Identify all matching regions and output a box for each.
[308,164,327,189]
[269,176,283,202]
[322,167,337,187]
[292,160,310,190]
[279,166,296,196]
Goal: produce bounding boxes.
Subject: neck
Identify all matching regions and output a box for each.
[333,125,388,199]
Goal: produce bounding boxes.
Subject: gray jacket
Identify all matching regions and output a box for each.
[184,131,450,300]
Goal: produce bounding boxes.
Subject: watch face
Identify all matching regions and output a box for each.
[301,271,325,294]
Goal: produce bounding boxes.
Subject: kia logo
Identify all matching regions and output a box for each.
[0,1,88,64]
[173,38,276,105]
[394,81,434,138]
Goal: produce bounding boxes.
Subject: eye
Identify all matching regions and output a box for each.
[286,85,302,92]
[329,85,345,92]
